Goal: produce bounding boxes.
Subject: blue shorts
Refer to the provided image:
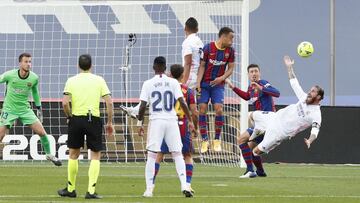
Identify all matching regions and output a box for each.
[161,118,194,154]
[247,127,264,144]
[197,83,224,104]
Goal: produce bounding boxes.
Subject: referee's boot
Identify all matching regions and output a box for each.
[46,154,62,166]
[58,188,77,198]
[85,192,102,199]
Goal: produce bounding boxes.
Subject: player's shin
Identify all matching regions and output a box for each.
[145,152,157,189]
[239,143,254,172]
[39,135,51,155]
[153,162,160,185]
[171,151,187,191]
[214,115,224,140]
[198,115,208,140]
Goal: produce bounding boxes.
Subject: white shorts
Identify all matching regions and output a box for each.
[146,119,183,152]
[186,72,197,89]
[257,115,288,153]
[252,111,276,131]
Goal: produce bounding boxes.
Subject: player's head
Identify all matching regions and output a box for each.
[18,52,32,72]
[185,17,198,34]
[218,27,234,47]
[247,64,261,82]
[306,85,324,104]
[153,56,166,73]
[170,64,184,81]
[78,54,92,71]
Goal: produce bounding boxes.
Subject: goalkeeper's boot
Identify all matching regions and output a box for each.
[200,140,209,153]
[46,154,62,166]
[256,169,267,177]
[85,192,102,199]
[239,170,257,178]
[213,139,222,152]
[58,188,77,198]
[119,105,138,119]
[182,190,194,198]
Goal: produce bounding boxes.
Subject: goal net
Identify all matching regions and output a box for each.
[0,0,258,167]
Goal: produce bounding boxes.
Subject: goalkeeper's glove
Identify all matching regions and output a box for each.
[36,106,43,123]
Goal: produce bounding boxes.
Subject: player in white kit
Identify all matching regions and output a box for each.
[120,17,202,117]
[182,17,204,90]
[137,56,195,198]
[250,55,323,156]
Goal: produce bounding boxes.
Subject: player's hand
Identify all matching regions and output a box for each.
[138,126,145,137]
[192,128,199,138]
[188,122,195,133]
[106,123,115,137]
[210,77,224,87]
[304,138,311,149]
[36,109,43,123]
[283,55,294,68]
[225,78,234,89]
[251,82,263,91]
[195,85,201,98]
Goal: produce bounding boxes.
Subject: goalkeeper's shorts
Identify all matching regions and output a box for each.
[0,108,38,128]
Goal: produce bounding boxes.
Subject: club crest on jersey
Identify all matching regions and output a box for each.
[27,82,32,87]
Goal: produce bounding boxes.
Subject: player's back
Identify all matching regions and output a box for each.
[141,74,182,120]
[182,33,203,73]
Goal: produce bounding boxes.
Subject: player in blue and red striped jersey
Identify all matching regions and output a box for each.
[153,64,198,194]
[196,27,235,153]
[226,64,280,178]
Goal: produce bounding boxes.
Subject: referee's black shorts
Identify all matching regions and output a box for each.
[67,115,104,152]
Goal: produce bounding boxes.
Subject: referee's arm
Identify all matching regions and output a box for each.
[102,94,113,127]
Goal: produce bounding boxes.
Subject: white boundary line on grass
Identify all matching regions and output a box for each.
[1,194,360,198]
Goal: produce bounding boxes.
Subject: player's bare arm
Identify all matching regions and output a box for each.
[103,95,114,136]
[137,100,147,136]
[210,62,234,86]
[62,94,72,120]
[182,54,192,84]
[178,97,195,133]
[196,60,206,92]
[283,55,296,79]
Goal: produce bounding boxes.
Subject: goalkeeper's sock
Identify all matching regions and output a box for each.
[145,152,156,189]
[172,152,187,191]
[199,115,208,141]
[40,135,51,155]
[88,160,100,194]
[252,153,264,172]
[153,162,160,184]
[214,115,224,140]
[67,159,78,192]
[239,143,254,172]
[185,164,193,184]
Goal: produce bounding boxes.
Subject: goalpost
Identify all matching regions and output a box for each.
[0,0,257,167]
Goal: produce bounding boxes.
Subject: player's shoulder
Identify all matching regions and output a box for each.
[259,79,271,85]
[4,69,18,75]
[29,71,39,79]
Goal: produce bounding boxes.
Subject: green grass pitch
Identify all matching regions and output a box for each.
[0,162,359,203]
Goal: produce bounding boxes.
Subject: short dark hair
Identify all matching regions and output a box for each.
[247,64,260,72]
[170,64,184,79]
[315,85,324,100]
[19,53,31,62]
[153,56,166,72]
[78,54,92,71]
[185,17,198,33]
[218,27,234,38]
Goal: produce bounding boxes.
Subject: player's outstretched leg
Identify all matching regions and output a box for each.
[30,121,62,166]
[119,104,139,119]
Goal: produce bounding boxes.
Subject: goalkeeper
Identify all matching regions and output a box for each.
[0,53,62,166]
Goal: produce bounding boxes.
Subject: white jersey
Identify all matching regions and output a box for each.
[140,74,183,120]
[277,78,322,137]
[182,33,203,86]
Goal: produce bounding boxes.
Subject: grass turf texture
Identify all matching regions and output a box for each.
[0,162,359,203]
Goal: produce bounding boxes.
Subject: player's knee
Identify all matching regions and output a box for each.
[171,151,183,159]
[237,131,250,144]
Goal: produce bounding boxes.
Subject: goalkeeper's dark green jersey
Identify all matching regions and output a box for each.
[0,69,41,113]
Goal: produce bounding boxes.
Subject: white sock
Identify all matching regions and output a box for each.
[145,151,157,190]
[171,151,187,191]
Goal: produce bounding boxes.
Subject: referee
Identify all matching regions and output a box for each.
[58,54,114,199]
